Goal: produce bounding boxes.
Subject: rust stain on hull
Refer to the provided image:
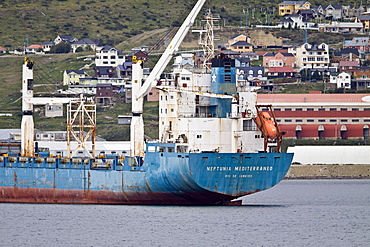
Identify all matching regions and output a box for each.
[0,186,241,205]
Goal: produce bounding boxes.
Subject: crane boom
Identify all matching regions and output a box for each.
[136,0,207,99]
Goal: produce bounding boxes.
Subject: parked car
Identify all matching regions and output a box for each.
[83,57,92,61]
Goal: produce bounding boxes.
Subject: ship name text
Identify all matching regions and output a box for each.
[206,166,273,172]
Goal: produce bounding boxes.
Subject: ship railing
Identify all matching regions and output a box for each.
[19,157,29,163]
[8,157,17,163]
[34,157,44,164]
[46,158,56,163]
[91,158,113,170]
[179,113,217,118]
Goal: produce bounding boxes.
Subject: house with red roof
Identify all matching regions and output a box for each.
[263,52,295,67]
[0,46,6,53]
[339,60,358,73]
[265,67,297,78]
[26,44,43,53]
[257,93,370,140]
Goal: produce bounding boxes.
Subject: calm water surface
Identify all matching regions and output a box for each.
[0,180,369,247]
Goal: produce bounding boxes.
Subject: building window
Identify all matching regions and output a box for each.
[196,135,202,138]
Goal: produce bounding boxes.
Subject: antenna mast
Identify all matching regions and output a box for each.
[193,10,220,70]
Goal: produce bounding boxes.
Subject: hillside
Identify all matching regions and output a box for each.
[0,0,362,49]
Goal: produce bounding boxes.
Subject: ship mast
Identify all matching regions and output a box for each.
[192,10,220,70]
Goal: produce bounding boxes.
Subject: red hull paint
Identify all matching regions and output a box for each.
[0,186,241,205]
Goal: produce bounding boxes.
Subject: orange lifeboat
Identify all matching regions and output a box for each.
[254,111,278,140]
[254,105,284,153]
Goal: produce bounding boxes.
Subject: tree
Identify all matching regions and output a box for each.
[49,42,71,53]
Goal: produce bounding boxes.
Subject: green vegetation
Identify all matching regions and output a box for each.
[0,0,363,50]
[278,82,325,94]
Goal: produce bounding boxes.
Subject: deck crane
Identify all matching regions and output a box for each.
[130,0,207,157]
[21,57,93,158]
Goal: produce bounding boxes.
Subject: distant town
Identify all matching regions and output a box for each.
[1,1,370,142]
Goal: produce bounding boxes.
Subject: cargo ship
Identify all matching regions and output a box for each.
[0,0,293,205]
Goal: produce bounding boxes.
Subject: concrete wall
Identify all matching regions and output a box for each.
[286,164,370,179]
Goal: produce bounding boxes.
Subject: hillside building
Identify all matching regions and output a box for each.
[257,93,370,140]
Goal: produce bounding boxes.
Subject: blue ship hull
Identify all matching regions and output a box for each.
[0,143,293,205]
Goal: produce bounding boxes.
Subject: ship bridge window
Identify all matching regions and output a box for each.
[158,147,165,152]
[243,119,256,131]
[224,74,231,82]
[196,135,202,138]
[168,147,174,153]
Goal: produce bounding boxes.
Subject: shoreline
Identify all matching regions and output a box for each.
[284,164,370,179]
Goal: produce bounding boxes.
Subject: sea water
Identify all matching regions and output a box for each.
[0,180,369,247]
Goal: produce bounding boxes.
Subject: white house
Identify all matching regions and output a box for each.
[288,42,330,70]
[277,13,315,29]
[330,72,351,89]
[26,44,43,53]
[41,41,55,52]
[95,45,125,67]
[54,35,78,45]
[318,21,364,34]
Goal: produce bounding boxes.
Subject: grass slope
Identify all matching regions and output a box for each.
[0,0,361,49]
